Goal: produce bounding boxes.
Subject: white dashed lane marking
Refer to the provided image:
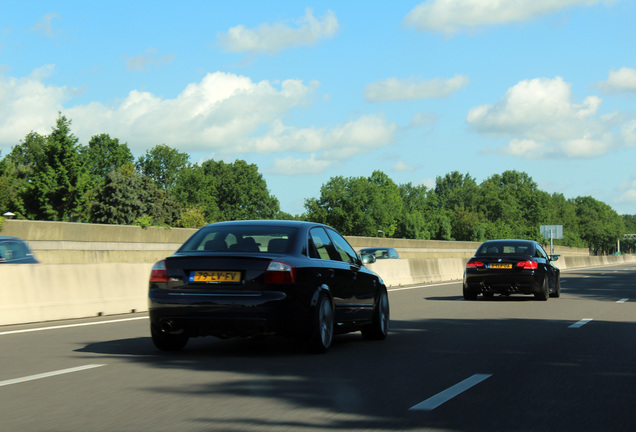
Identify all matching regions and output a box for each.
[410,374,492,411]
[0,364,106,388]
[569,318,593,328]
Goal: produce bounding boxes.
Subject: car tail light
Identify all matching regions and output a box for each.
[517,260,539,270]
[150,260,168,282]
[264,260,296,284]
[466,259,484,268]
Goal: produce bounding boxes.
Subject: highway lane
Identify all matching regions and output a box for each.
[1,262,635,431]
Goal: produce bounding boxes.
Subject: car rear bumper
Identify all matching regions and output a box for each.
[463,272,541,295]
[148,289,307,338]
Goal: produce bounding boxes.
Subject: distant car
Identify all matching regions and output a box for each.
[148,220,389,353]
[358,247,400,260]
[463,239,560,301]
[0,236,38,264]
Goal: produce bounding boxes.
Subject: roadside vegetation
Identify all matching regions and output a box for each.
[0,115,633,254]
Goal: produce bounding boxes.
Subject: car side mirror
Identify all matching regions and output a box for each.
[550,254,560,261]
[360,254,376,265]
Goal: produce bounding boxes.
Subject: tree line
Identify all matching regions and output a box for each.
[0,115,634,255]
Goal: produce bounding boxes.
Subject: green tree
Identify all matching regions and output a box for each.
[621,214,636,253]
[0,132,47,217]
[136,144,190,192]
[575,196,624,254]
[305,171,402,237]
[83,134,134,179]
[177,206,208,229]
[172,164,220,222]
[203,159,279,221]
[22,115,91,221]
[396,182,438,239]
[90,164,179,226]
[434,171,481,240]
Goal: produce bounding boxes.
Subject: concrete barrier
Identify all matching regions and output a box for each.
[0,263,152,326]
[366,253,636,288]
[1,254,633,327]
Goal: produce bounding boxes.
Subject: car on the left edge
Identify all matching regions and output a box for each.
[0,236,38,264]
[148,220,390,353]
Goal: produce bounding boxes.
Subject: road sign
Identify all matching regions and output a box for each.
[540,225,563,240]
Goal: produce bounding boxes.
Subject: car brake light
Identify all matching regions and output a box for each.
[517,260,539,270]
[265,260,296,284]
[150,260,168,282]
[466,259,484,268]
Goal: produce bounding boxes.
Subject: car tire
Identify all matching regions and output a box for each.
[362,287,389,340]
[307,292,334,353]
[550,276,561,298]
[463,286,478,300]
[535,276,549,301]
[151,324,189,351]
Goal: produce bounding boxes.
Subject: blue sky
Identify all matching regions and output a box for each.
[2,1,636,216]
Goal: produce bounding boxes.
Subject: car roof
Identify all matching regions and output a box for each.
[0,236,25,241]
[203,220,329,229]
[360,246,395,250]
[481,239,535,245]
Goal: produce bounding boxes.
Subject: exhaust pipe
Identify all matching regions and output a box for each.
[161,320,183,334]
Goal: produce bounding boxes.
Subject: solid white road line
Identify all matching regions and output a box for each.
[389,281,459,292]
[569,318,593,328]
[0,316,148,336]
[0,364,106,388]
[409,374,492,411]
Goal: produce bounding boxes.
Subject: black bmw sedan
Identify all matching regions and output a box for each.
[463,239,561,301]
[148,220,389,353]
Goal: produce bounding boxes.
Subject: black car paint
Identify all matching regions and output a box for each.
[462,239,561,300]
[148,220,388,351]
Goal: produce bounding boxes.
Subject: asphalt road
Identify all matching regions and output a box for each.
[1,262,636,432]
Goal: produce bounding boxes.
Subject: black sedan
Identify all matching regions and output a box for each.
[463,239,561,301]
[0,236,38,264]
[148,220,389,353]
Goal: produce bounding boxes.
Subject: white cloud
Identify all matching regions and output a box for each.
[365,75,469,102]
[469,76,629,159]
[405,0,602,35]
[0,65,78,147]
[392,161,417,172]
[418,177,436,189]
[616,173,636,205]
[598,67,636,93]
[0,69,318,154]
[409,112,438,128]
[66,72,318,153]
[31,12,62,38]
[0,68,395,173]
[246,114,397,161]
[267,154,332,175]
[218,8,339,55]
[125,48,175,71]
[623,120,636,146]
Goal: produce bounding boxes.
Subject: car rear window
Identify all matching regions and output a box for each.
[178,226,297,254]
[476,242,534,256]
[0,241,30,262]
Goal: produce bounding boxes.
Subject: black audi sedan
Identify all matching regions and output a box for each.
[148,220,389,353]
[463,239,561,301]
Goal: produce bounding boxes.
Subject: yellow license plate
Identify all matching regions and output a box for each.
[191,271,241,283]
[490,263,512,269]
